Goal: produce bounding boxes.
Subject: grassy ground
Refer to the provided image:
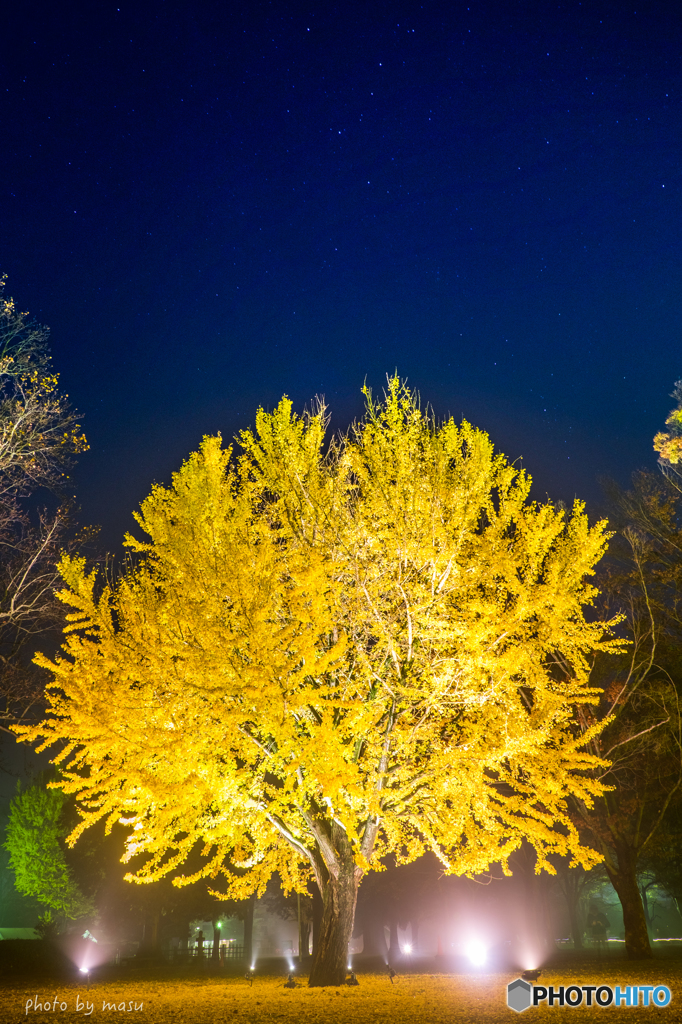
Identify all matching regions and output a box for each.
[2,953,682,1023]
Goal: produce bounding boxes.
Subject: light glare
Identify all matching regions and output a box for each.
[465,941,487,967]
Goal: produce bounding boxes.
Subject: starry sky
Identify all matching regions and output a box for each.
[2,0,681,552]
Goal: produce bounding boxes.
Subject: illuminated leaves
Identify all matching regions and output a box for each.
[18,378,619,897]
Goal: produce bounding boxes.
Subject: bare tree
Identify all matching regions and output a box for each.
[0,277,88,731]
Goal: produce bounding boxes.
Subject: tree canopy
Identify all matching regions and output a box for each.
[18,378,619,983]
[4,782,93,920]
[654,379,682,492]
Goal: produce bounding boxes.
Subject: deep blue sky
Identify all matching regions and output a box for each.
[2,0,681,551]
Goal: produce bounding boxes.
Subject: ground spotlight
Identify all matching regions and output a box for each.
[284,973,296,989]
[387,966,396,984]
[245,968,254,986]
[522,968,542,982]
[346,971,359,987]
[464,941,487,967]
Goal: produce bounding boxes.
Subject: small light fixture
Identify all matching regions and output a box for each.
[387,966,396,983]
[347,971,359,986]
[284,972,296,989]
[522,968,542,982]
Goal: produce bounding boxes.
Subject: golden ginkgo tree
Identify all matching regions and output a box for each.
[17,378,619,985]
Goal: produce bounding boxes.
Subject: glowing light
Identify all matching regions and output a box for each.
[403,943,412,954]
[80,967,88,974]
[464,941,487,967]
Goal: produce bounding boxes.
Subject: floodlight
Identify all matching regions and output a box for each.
[465,941,487,967]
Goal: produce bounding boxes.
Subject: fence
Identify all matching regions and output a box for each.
[169,943,245,962]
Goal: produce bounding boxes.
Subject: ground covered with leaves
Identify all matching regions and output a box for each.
[3,954,682,1024]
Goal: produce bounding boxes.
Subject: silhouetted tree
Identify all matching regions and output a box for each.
[573,473,682,958]
[0,277,87,733]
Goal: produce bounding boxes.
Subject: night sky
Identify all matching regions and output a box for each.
[2,0,681,553]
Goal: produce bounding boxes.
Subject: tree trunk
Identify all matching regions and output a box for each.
[388,915,399,962]
[243,894,255,966]
[311,884,323,961]
[568,901,583,950]
[141,911,160,952]
[211,918,220,960]
[640,884,655,933]
[361,914,388,957]
[300,917,311,959]
[606,849,651,959]
[308,847,361,987]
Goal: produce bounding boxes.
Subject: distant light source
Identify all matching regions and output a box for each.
[79,967,88,974]
[465,941,487,967]
[403,943,412,954]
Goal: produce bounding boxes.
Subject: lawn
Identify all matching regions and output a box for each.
[3,955,682,1024]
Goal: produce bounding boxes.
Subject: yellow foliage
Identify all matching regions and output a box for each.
[17,378,621,896]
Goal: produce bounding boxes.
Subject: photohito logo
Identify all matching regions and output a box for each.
[506,980,672,1013]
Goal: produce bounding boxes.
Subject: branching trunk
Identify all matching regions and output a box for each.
[308,827,362,987]
[606,847,652,959]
